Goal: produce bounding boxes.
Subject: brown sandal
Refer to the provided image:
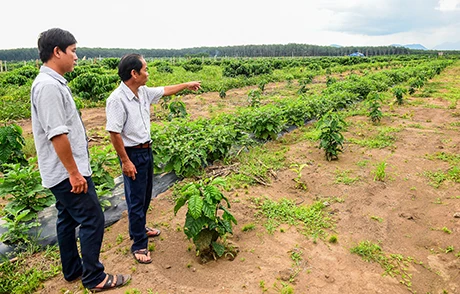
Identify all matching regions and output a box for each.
[89,273,131,292]
[146,227,161,238]
[132,249,152,264]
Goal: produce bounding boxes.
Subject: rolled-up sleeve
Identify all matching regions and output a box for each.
[34,84,69,140]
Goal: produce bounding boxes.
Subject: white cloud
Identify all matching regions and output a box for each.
[436,0,460,11]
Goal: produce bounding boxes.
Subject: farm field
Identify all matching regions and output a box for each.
[0,56,459,293]
[21,61,460,293]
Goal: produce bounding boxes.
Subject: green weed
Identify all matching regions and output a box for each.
[350,240,418,291]
[334,169,360,185]
[242,223,256,232]
[252,197,334,240]
[372,160,387,181]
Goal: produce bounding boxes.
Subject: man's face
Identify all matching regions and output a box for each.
[61,44,78,73]
[137,58,149,86]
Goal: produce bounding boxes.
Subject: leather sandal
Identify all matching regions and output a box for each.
[132,249,152,264]
[89,273,131,292]
[146,227,161,238]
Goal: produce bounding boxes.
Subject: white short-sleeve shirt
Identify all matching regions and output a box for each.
[106,82,164,147]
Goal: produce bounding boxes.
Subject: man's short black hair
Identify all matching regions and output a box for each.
[118,54,143,82]
[37,28,77,63]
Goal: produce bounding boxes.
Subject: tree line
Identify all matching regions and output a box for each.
[0,43,441,61]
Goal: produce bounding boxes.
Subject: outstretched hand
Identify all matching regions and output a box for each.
[186,81,201,91]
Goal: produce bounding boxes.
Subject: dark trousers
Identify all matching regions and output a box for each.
[123,147,153,252]
[50,176,105,289]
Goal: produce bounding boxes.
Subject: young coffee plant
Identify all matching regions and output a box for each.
[258,79,267,92]
[219,87,227,99]
[366,91,383,123]
[392,86,408,105]
[289,163,308,190]
[174,177,237,260]
[317,111,346,161]
[247,89,262,108]
[167,100,188,121]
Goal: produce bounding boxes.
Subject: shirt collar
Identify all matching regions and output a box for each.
[40,65,68,85]
[120,82,138,101]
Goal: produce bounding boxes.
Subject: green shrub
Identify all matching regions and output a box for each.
[0,123,27,171]
[174,177,237,259]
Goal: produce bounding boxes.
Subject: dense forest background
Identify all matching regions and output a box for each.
[0,43,446,61]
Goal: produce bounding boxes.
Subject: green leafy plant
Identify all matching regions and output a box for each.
[69,72,118,102]
[366,91,383,123]
[0,123,27,171]
[247,89,262,108]
[89,145,118,210]
[317,111,346,161]
[0,157,54,223]
[258,79,267,92]
[219,86,227,99]
[167,99,188,121]
[151,118,240,177]
[289,163,308,190]
[297,76,313,94]
[0,206,40,245]
[174,177,237,260]
[392,86,408,105]
[237,105,286,141]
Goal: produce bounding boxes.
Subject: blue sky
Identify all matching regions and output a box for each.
[1,0,460,50]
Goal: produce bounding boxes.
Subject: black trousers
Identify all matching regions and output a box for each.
[50,176,106,289]
[122,147,153,252]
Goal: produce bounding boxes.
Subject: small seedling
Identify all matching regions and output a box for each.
[329,235,338,243]
[289,163,308,190]
[116,234,124,245]
[242,223,256,232]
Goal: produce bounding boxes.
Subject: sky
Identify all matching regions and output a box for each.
[1,0,460,50]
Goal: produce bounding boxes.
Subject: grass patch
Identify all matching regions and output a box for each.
[226,145,287,188]
[334,169,360,185]
[0,245,61,294]
[350,240,419,291]
[424,165,460,188]
[241,223,256,232]
[425,152,460,165]
[348,126,401,149]
[252,197,334,241]
[372,160,388,182]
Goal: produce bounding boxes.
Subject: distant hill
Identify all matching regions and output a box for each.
[391,44,427,50]
[333,43,428,50]
[432,41,460,51]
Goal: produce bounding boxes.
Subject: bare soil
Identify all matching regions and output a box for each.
[24,67,460,294]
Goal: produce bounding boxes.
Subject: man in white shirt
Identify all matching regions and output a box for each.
[106,53,200,263]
